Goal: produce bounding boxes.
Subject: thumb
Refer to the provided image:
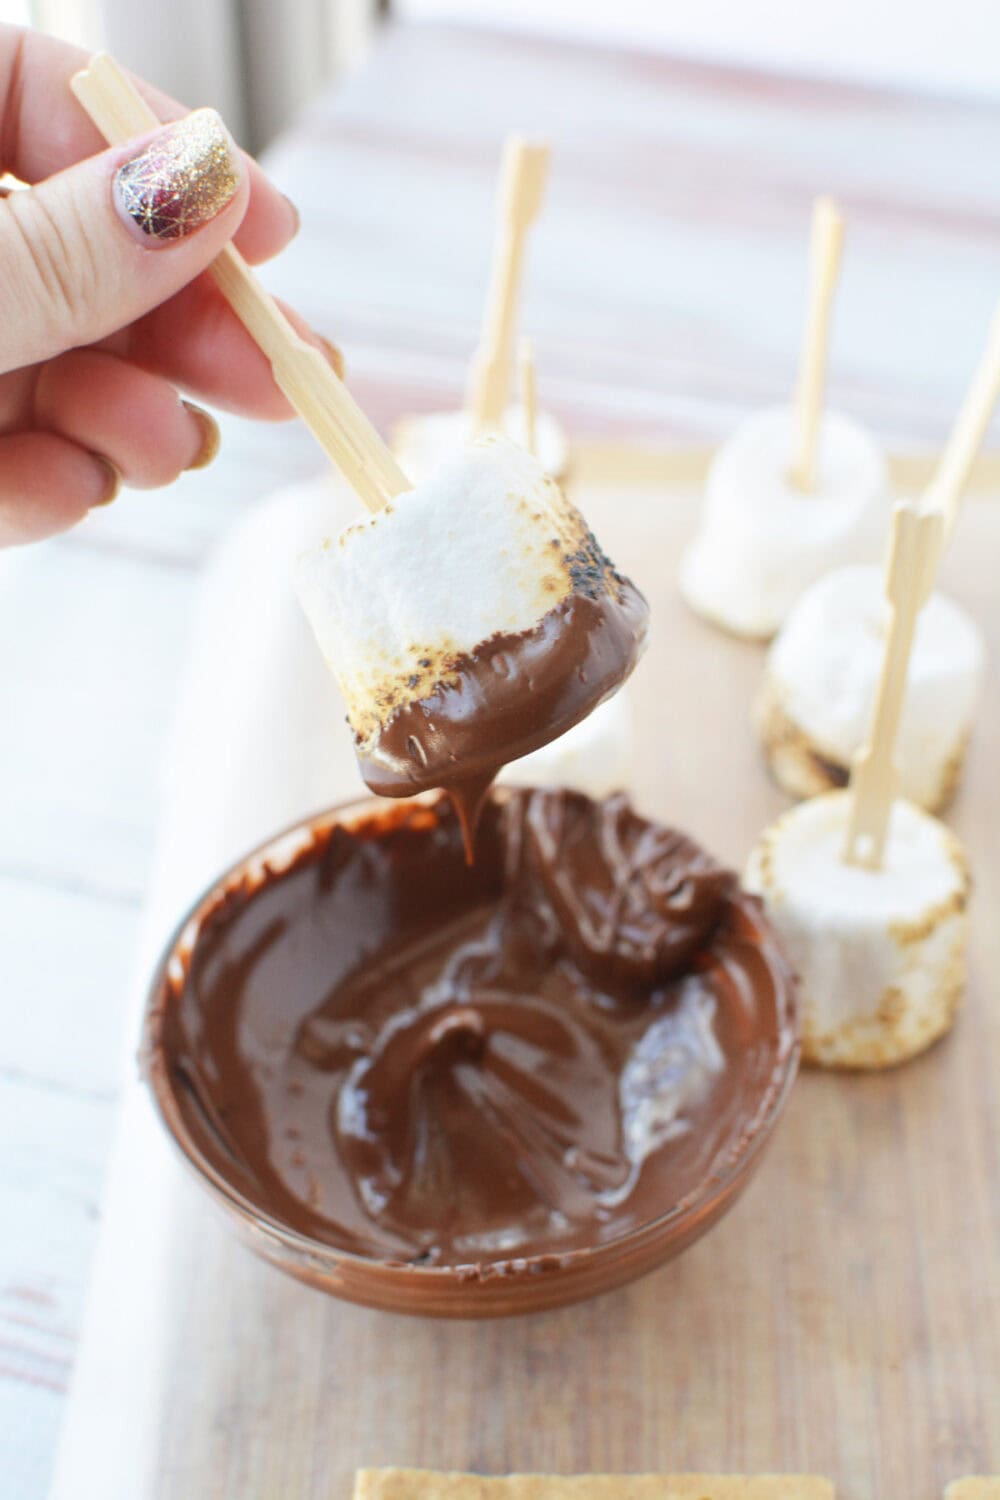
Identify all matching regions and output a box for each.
[0,109,248,375]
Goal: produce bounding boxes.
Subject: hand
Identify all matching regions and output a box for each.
[0,26,342,546]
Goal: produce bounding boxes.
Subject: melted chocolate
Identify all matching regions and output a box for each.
[357,583,649,857]
[153,789,796,1271]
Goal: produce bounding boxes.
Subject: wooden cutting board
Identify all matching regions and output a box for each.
[57,457,1000,1500]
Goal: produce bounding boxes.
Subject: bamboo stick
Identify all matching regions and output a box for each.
[518,337,537,456]
[71,54,410,514]
[843,503,944,869]
[790,196,845,492]
[923,300,1000,545]
[467,136,550,432]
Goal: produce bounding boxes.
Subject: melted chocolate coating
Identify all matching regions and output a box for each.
[154,790,796,1269]
[357,583,649,855]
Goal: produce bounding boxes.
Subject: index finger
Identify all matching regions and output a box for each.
[0,24,296,265]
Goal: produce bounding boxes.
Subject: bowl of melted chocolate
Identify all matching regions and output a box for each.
[146,787,799,1317]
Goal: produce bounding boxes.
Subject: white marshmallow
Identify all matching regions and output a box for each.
[744,790,969,1069]
[294,436,612,751]
[757,564,986,811]
[500,687,633,796]
[392,406,570,486]
[679,406,887,639]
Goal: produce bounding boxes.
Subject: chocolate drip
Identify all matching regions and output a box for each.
[357,583,649,855]
[153,789,796,1270]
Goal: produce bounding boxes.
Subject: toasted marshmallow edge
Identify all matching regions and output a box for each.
[500,685,633,796]
[744,791,970,1069]
[679,406,887,639]
[293,436,612,746]
[392,406,570,486]
[757,565,986,811]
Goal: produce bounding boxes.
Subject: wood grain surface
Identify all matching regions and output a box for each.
[131,467,1000,1500]
[5,19,1000,1499]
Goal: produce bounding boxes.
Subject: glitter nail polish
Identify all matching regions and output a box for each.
[114,109,240,242]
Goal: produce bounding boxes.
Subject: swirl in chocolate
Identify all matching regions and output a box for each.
[154,789,796,1271]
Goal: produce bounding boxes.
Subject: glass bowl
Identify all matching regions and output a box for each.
[143,791,800,1318]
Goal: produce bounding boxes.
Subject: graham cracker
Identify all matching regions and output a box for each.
[945,1482,1000,1500]
[355,1469,834,1500]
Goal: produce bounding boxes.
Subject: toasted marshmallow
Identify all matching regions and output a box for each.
[744,790,969,1068]
[294,436,644,788]
[501,687,633,796]
[679,406,887,639]
[392,406,570,486]
[757,564,985,811]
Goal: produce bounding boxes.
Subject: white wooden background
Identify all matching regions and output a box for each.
[2,21,1000,1499]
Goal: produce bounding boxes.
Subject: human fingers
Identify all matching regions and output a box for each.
[0,25,297,264]
[0,111,250,375]
[0,429,118,545]
[115,278,344,418]
[32,347,218,488]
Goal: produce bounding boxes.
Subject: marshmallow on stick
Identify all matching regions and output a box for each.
[76,63,643,846]
[392,137,570,485]
[393,405,569,487]
[746,503,971,1068]
[744,790,969,1068]
[756,565,985,811]
[295,436,648,822]
[757,302,1000,808]
[680,199,888,639]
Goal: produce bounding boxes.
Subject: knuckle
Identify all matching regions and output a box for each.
[2,190,103,347]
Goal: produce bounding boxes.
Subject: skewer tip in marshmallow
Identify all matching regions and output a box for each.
[755,290,1000,808]
[744,789,969,1068]
[679,405,887,639]
[392,404,570,488]
[746,502,971,1068]
[756,564,985,811]
[680,197,888,639]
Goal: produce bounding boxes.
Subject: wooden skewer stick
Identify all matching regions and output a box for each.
[843,296,1000,867]
[843,502,944,870]
[790,195,845,493]
[467,136,550,433]
[518,337,537,457]
[71,54,410,515]
[924,300,1000,546]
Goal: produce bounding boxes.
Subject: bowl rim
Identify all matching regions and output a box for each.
[143,787,801,1282]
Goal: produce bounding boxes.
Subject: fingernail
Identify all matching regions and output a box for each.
[89,455,122,507]
[181,401,221,470]
[282,193,301,237]
[114,109,240,243]
[318,335,344,379]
